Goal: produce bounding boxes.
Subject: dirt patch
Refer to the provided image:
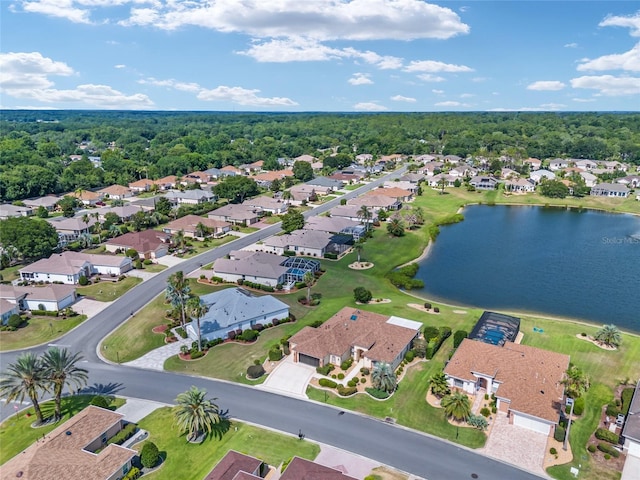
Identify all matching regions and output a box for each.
[367,466,409,480]
[453,309,467,314]
[575,334,617,351]
[356,299,391,305]
[543,437,573,470]
[348,262,374,270]
[426,389,443,408]
[152,325,168,334]
[407,303,441,315]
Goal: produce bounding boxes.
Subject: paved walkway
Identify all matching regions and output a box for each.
[123,335,192,371]
[256,355,315,398]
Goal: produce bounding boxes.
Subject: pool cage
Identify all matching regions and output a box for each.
[282,256,320,283]
[469,311,521,347]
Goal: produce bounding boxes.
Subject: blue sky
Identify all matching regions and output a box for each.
[1,1,638,111]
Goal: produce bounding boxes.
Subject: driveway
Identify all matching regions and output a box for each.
[155,255,185,267]
[257,355,315,398]
[481,412,548,478]
[74,297,112,319]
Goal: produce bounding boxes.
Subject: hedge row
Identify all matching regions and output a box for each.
[107,422,137,446]
[597,443,620,458]
[319,378,337,388]
[425,326,452,360]
[595,428,619,444]
[236,279,275,292]
[337,385,357,396]
[316,364,335,375]
[31,310,59,317]
[365,387,389,399]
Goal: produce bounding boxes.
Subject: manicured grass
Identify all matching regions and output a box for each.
[141,263,168,273]
[0,264,22,282]
[76,276,142,301]
[0,314,87,351]
[344,183,364,190]
[235,226,260,234]
[0,395,125,465]
[181,235,235,258]
[136,407,319,479]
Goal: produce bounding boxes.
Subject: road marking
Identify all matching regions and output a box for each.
[47,344,71,348]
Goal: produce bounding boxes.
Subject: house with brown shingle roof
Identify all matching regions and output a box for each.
[0,405,136,480]
[290,307,421,370]
[105,229,170,260]
[204,450,265,480]
[98,184,133,200]
[0,284,77,312]
[444,339,570,436]
[69,189,103,205]
[347,194,400,211]
[128,178,155,193]
[162,215,231,239]
[242,196,288,215]
[19,252,133,284]
[367,186,413,202]
[208,204,261,225]
[281,457,357,480]
[153,175,180,190]
[253,170,294,187]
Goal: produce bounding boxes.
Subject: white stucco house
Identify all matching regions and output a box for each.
[0,284,77,312]
[19,252,132,285]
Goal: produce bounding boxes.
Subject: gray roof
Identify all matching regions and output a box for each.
[264,229,333,250]
[592,182,630,193]
[329,205,378,221]
[1,284,76,302]
[306,177,344,188]
[197,288,289,332]
[20,252,129,275]
[622,382,640,443]
[213,251,288,280]
[304,216,360,234]
[98,205,144,218]
[164,189,216,201]
[208,204,259,221]
[22,196,60,208]
[242,196,287,211]
[47,216,96,232]
[0,204,32,217]
[204,167,237,178]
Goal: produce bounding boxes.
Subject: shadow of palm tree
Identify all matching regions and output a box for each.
[79,382,124,397]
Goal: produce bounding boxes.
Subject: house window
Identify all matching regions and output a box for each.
[454,379,463,388]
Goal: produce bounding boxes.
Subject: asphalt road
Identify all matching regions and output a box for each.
[0,165,545,480]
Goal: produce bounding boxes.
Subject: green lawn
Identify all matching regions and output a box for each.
[142,263,168,273]
[235,226,260,234]
[0,264,22,282]
[0,314,87,351]
[180,235,235,258]
[0,395,125,465]
[137,407,319,479]
[76,276,142,301]
[344,183,364,190]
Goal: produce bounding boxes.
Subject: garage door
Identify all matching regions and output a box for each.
[298,353,320,367]
[629,441,640,457]
[513,414,551,435]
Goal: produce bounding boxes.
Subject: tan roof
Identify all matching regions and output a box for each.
[128,179,155,188]
[281,457,357,480]
[69,190,101,201]
[366,187,411,199]
[0,406,136,480]
[2,284,77,302]
[248,160,264,168]
[444,339,570,422]
[106,229,169,253]
[98,185,132,196]
[348,195,397,208]
[290,307,418,364]
[154,175,179,185]
[0,298,18,315]
[20,252,129,276]
[204,450,262,480]
[221,165,242,173]
[164,215,230,233]
[242,196,287,211]
[254,170,293,182]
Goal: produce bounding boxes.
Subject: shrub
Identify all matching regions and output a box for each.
[175,327,187,339]
[573,396,585,416]
[247,364,266,379]
[581,332,587,337]
[595,428,619,444]
[365,387,390,399]
[189,350,204,359]
[337,373,345,380]
[423,326,439,341]
[125,248,138,259]
[554,426,566,443]
[404,350,415,362]
[491,406,497,414]
[238,329,259,342]
[78,275,89,286]
[324,252,338,259]
[480,407,491,417]
[140,441,160,468]
[316,364,334,375]
[143,259,153,265]
[268,347,283,361]
[604,454,611,460]
[7,314,23,329]
[423,302,432,310]
[89,395,110,409]
[622,387,635,415]
[467,415,488,430]
[134,259,143,269]
[353,286,373,304]
[107,422,137,446]
[433,307,440,313]
[124,467,141,480]
[360,377,366,384]
[319,378,337,388]
[606,404,620,416]
[453,330,468,348]
[597,443,620,457]
[310,319,324,328]
[205,338,224,349]
[550,447,557,455]
[484,393,489,400]
[337,385,357,396]
[360,367,370,375]
[227,331,236,340]
[340,358,353,371]
[347,379,358,387]
[588,444,597,453]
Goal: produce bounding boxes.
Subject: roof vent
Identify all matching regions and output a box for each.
[65,431,72,436]
[350,315,357,321]
[540,390,545,395]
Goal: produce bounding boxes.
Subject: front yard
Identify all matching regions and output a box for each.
[76,276,142,301]
[0,314,87,352]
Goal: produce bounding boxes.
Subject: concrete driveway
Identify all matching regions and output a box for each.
[74,297,112,319]
[257,355,315,398]
[155,255,185,267]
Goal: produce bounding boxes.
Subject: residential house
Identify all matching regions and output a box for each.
[530,169,556,183]
[281,457,357,480]
[47,216,97,245]
[287,184,317,205]
[617,175,640,189]
[366,186,413,202]
[22,195,60,211]
[69,190,103,206]
[444,339,570,436]
[304,216,366,241]
[469,176,499,190]
[348,194,401,212]
[105,230,170,260]
[127,196,160,212]
[0,406,137,480]
[0,204,33,220]
[98,185,133,200]
[183,171,210,184]
[305,176,344,192]
[622,381,640,456]
[245,160,264,173]
[221,165,243,176]
[427,173,457,188]
[153,175,180,190]
[419,161,445,176]
[97,205,145,222]
[212,250,319,287]
[500,168,520,180]
[383,180,418,194]
[590,183,630,198]
[504,178,536,193]
[128,178,155,193]
[579,171,598,187]
[355,153,373,163]
[414,154,437,163]
[0,284,77,312]
[450,165,478,178]
[523,158,542,170]
[204,450,265,480]
[208,204,261,226]
[253,170,294,188]
[163,189,217,206]
[242,196,288,215]
[262,229,352,257]
[0,299,19,325]
[574,159,598,171]
[399,172,426,184]
[289,307,421,370]
[602,161,628,172]
[19,252,133,284]
[204,167,237,180]
[294,154,317,163]
[444,154,462,164]
[548,159,571,171]
[163,215,231,238]
[329,205,379,224]
[188,287,290,342]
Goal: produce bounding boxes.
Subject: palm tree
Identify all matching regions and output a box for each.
[594,324,622,348]
[187,297,208,352]
[281,190,293,204]
[562,365,590,399]
[0,353,49,424]
[174,229,186,251]
[166,271,191,328]
[174,386,228,441]
[41,347,88,420]
[108,223,121,239]
[356,205,372,232]
[371,362,397,393]
[387,217,405,237]
[430,372,451,398]
[441,391,471,422]
[81,213,91,233]
[77,232,93,249]
[354,243,363,263]
[92,212,102,243]
[195,222,209,239]
[302,270,314,304]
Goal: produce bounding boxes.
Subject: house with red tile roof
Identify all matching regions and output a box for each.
[281,457,357,480]
[19,252,133,284]
[0,406,136,480]
[444,339,570,436]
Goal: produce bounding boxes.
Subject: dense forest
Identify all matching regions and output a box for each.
[1,110,639,202]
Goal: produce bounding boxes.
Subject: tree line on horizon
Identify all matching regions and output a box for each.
[1,111,639,202]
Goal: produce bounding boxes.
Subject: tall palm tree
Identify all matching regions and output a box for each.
[92,212,102,243]
[41,347,88,420]
[441,391,471,422]
[187,297,208,352]
[166,271,191,328]
[371,362,397,393]
[281,190,293,203]
[81,213,91,233]
[354,243,363,263]
[0,353,48,424]
[303,271,314,304]
[356,205,372,232]
[594,324,622,348]
[430,372,451,398]
[174,386,228,441]
[562,365,590,399]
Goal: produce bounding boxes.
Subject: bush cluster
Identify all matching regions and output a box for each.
[30,310,59,317]
[247,364,266,379]
[588,444,597,453]
[606,404,620,417]
[553,426,566,443]
[316,364,335,375]
[453,330,468,348]
[107,423,137,446]
[365,387,389,399]
[360,367,370,375]
[425,326,451,360]
[597,443,620,457]
[340,358,353,371]
[347,379,359,387]
[268,346,283,361]
[140,441,160,468]
[386,263,424,290]
[89,395,110,409]
[337,385,357,396]
[238,329,259,342]
[323,252,338,259]
[189,350,204,359]
[319,378,337,388]
[124,467,141,480]
[595,428,619,444]
[404,350,415,362]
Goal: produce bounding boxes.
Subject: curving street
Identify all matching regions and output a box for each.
[0,165,545,479]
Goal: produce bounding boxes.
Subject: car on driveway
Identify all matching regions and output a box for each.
[616,413,625,426]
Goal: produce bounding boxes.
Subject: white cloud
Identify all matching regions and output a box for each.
[489,104,565,111]
[570,75,640,96]
[418,74,445,83]
[564,42,578,48]
[138,77,201,93]
[197,86,297,106]
[342,48,403,70]
[460,93,474,98]
[526,80,566,91]
[348,73,373,86]
[572,98,596,103]
[577,43,640,72]
[599,12,640,37]
[404,60,473,73]
[390,95,416,102]
[0,51,74,91]
[114,64,126,69]
[435,101,469,107]
[353,102,388,111]
[9,83,154,108]
[20,0,92,24]
[119,0,470,41]
[432,89,444,94]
